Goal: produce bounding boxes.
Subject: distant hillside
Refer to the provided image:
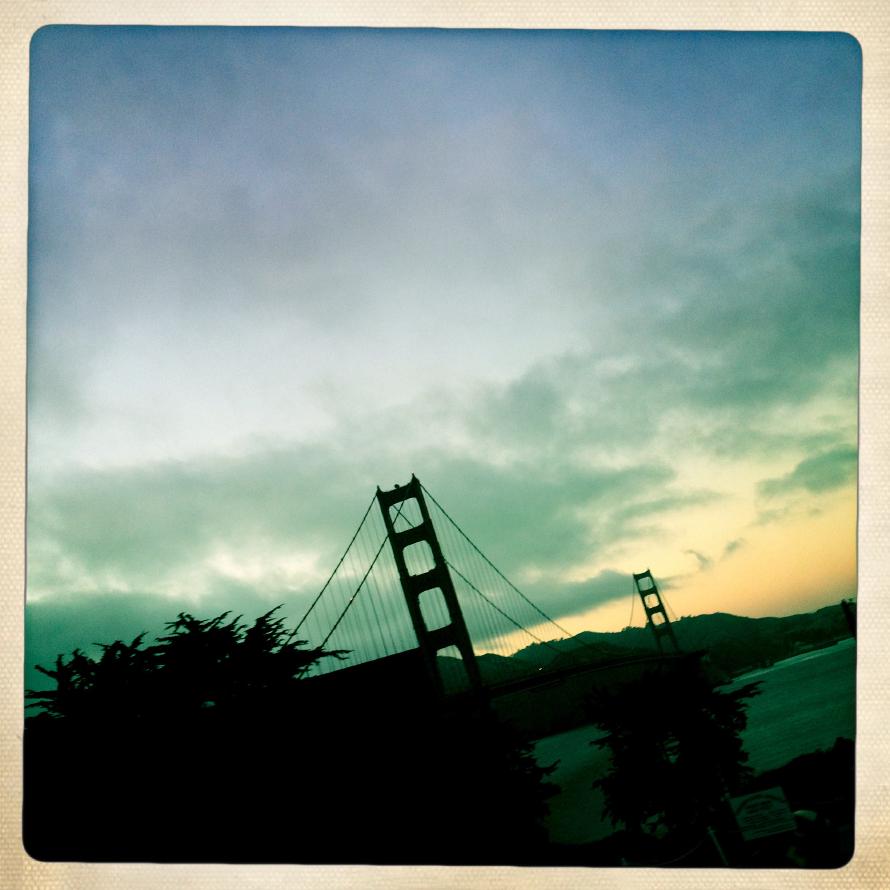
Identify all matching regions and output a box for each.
[512,601,855,678]
[437,651,540,691]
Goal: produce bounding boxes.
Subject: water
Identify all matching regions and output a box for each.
[533,724,612,844]
[532,637,857,844]
[728,636,856,772]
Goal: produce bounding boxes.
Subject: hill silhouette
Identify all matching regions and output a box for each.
[512,601,854,677]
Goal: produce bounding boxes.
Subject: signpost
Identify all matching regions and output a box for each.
[729,787,797,842]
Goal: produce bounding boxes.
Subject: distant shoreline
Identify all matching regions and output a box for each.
[732,634,855,683]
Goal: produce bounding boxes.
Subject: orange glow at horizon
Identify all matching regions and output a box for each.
[551,485,857,639]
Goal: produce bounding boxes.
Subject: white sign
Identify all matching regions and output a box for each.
[729,787,797,841]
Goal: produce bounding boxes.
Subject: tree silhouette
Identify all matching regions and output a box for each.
[588,658,760,852]
[26,607,344,724]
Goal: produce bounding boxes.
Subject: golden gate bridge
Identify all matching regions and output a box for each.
[291,474,688,723]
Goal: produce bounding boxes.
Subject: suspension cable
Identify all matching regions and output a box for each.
[627,575,637,629]
[445,559,565,655]
[320,502,405,648]
[293,494,376,633]
[422,482,604,652]
[320,536,387,647]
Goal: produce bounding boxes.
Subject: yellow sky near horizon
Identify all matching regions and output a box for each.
[547,483,858,638]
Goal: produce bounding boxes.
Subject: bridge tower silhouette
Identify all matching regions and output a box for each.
[376,475,483,697]
[633,569,681,654]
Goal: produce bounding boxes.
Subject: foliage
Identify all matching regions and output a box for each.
[26,606,344,723]
[589,659,760,837]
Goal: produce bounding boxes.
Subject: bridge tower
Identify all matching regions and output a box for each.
[633,569,681,655]
[377,475,483,696]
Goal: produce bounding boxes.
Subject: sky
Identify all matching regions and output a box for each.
[26,27,861,680]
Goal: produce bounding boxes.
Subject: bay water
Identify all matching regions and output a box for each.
[532,636,857,845]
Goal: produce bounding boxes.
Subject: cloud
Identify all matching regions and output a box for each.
[722,537,746,558]
[610,492,723,524]
[420,454,680,571]
[528,569,634,622]
[580,169,859,429]
[26,445,384,599]
[27,439,681,602]
[28,30,860,474]
[754,506,791,527]
[685,549,713,572]
[445,171,859,473]
[459,568,634,642]
[758,446,858,498]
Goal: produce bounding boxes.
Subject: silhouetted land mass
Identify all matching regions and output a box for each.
[513,601,855,678]
[24,608,556,864]
[437,650,539,688]
[547,737,855,868]
[525,649,854,868]
[24,601,854,865]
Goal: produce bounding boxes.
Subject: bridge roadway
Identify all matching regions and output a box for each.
[487,649,705,739]
[303,645,707,741]
[487,649,692,697]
